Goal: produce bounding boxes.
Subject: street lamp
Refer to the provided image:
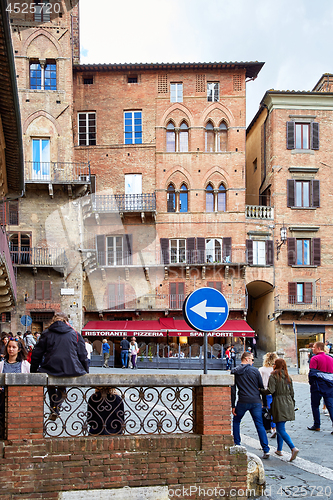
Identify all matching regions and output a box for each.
[276,224,287,260]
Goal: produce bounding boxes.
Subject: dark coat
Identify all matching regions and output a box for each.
[309,368,333,397]
[30,321,88,376]
[87,391,124,435]
[267,371,295,423]
[231,363,264,407]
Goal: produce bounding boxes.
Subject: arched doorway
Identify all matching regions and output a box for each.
[246,280,275,352]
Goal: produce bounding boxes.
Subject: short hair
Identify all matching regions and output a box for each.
[314,342,325,352]
[241,351,253,362]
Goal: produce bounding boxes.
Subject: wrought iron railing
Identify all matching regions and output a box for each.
[25,161,90,184]
[43,385,194,438]
[92,193,156,213]
[0,227,16,299]
[275,295,333,312]
[10,247,67,267]
[161,249,240,265]
[245,205,274,220]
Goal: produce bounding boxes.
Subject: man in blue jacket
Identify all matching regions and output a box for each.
[231,351,270,459]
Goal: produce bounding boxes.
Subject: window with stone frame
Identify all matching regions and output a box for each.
[35,280,52,300]
[288,282,313,304]
[286,121,319,150]
[287,179,320,208]
[246,240,274,266]
[287,237,321,266]
[78,112,96,146]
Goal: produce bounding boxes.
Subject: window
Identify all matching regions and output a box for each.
[246,240,274,266]
[35,281,51,300]
[287,179,320,208]
[9,233,31,264]
[128,76,138,83]
[96,234,132,266]
[206,184,214,212]
[179,184,188,213]
[32,138,50,179]
[108,283,126,309]
[170,83,183,102]
[218,184,226,212]
[207,82,219,102]
[166,122,176,152]
[288,282,312,304]
[179,122,188,152]
[206,238,222,263]
[207,281,222,292]
[170,239,186,263]
[218,122,227,151]
[167,184,176,212]
[169,282,185,309]
[205,122,214,152]
[78,112,96,146]
[30,60,56,90]
[286,121,319,150]
[287,237,321,266]
[34,1,50,22]
[124,111,142,144]
[0,201,19,226]
[83,77,94,85]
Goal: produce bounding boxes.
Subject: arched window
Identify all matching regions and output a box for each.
[218,184,226,211]
[166,122,176,152]
[179,184,188,212]
[167,184,176,212]
[218,122,228,152]
[205,122,214,152]
[179,122,189,152]
[206,184,214,212]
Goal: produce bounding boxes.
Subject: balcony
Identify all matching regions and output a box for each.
[82,193,156,222]
[10,247,67,273]
[245,205,274,220]
[25,162,90,195]
[161,249,244,267]
[84,293,247,312]
[275,295,333,313]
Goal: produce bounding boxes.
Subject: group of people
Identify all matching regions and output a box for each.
[231,341,333,461]
[102,336,139,369]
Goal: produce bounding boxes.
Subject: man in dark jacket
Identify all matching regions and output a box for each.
[31,312,88,420]
[231,351,270,459]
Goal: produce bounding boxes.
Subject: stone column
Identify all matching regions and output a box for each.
[299,348,310,375]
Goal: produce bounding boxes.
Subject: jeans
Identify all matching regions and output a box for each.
[226,357,231,370]
[276,421,295,451]
[103,352,110,367]
[233,402,270,453]
[121,350,129,368]
[310,390,333,428]
[266,394,276,429]
[131,354,137,369]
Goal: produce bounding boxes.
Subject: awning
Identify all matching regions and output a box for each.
[82,319,254,338]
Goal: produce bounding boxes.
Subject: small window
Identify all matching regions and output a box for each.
[166,122,176,152]
[35,280,52,300]
[179,184,188,213]
[288,282,312,304]
[295,123,309,149]
[205,122,214,152]
[170,83,183,103]
[128,76,138,83]
[218,184,226,212]
[207,82,219,102]
[170,239,186,263]
[34,0,50,22]
[30,60,56,90]
[296,239,310,265]
[179,122,188,152]
[78,112,96,146]
[167,184,176,212]
[169,282,185,309]
[218,122,227,151]
[83,77,94,85]
[124,111,142,144]
[206,184,214,212]
[206,238,222,263]
[287,179,320,208]
[287,121,319,150]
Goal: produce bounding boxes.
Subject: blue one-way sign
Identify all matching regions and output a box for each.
[183,287,229,332]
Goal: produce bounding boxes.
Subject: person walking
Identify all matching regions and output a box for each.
[259,352,278,438]
[230,344,237,368]
[225,345,231,370]
[120,336,130,368]
[84,338,93,368]
[30,312,88,420]
[102,339,110,368]
[265,358,299,461]
[129,337,138,369]
[307,341,333,432]
[231,351,270,459]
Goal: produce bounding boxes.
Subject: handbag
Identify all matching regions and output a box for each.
[262,407,271,431]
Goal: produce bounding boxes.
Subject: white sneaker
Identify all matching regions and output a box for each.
[270,429,277,438]
[324,409,329,416]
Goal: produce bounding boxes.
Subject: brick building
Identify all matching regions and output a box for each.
[246,80,333,363]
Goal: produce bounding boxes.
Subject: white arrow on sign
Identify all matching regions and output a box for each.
[190,300,225,319]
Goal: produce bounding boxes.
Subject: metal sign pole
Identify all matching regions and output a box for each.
[293,322,299,373]
[204,332,208,374]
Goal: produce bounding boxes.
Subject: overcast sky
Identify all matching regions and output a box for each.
[79,0,333,126]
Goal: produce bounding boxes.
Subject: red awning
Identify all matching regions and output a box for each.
[82,319,254,338]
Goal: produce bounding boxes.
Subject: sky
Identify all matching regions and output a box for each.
[79,0,333,126]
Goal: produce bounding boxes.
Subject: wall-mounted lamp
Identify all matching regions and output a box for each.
[276,225,287,260]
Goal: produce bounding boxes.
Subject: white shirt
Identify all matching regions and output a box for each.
[259,366,273,389]
[85,342,93,360]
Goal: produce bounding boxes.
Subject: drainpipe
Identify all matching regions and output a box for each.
[258,103,270,199]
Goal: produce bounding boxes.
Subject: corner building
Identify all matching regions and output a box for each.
[74,61,264,361]
[246,76,333,364]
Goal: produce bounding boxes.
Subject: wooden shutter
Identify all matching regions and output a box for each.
[186,237,196,264]
[207,281,222,292]
[304,282,313,304]
[35,281,43,300]
[169,282,184,309]
[196,237,205,264]
[287,238,296,266]
[286,122,295,149]
[9,201,19,225]
[43,281,51,300]
[311,122,319,150]
[160,238,169,264]
[223,237,232,262]
[246,240,253,265]
[287,180,295,207]
[288,282,297,304]
[266,240,274,266]
[35,281,51,300]
[312,238,321,266]
[312,180,320,208]
[125,234,132,265]
[96,235,106,266]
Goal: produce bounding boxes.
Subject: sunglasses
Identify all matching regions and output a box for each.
[9,337,20,342]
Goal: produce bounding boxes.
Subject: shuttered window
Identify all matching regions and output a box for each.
[207,281,222,292]
[287,238,321,266]
[286,122,319,150]
[161,237,232,265]
[169,282,185,309]
[35,281,51,300]
[287,180,320,208]
[246,240,274,266]
[288,282,313,304]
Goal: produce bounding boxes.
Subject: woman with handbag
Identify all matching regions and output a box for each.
[266,358,299,461]
[129,337,139,369]
[259,352,278,438]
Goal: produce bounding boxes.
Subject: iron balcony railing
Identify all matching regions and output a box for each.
[245,205,274,220]
[92,193,156,213]
[0,227,16,300]
[10,247,67,267]
[275,295,333,312]
[160,249,240,265]
[25,161,91,184]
